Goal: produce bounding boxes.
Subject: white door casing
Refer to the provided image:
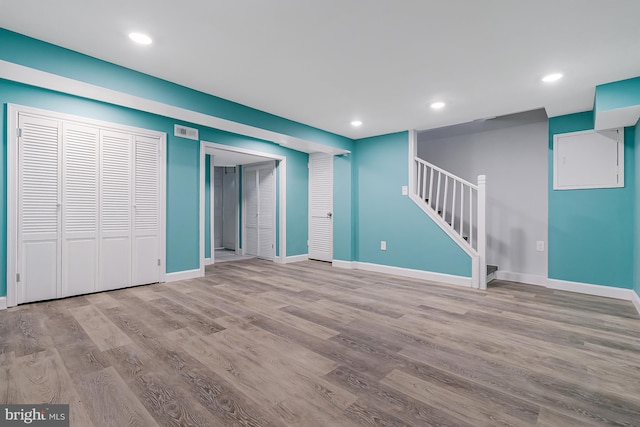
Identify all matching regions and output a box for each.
[308,153,334,261]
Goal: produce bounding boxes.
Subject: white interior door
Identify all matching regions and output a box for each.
[244,168,258,256]
[18,114,62,304]
[61,123,99,297]
[243,162,275,259]
[132,134,161,286]
[308,153,333,261]
[258,166,275,259]
[222,167,237,250]
[100,130,132,291]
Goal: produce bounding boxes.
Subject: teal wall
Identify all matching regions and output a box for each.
[635,120,640,297]
[204,157,211,259]
[353,132,472,277]
[333,154,355,261]
[548,111,635,289]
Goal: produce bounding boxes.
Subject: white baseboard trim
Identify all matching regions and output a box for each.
[204,257,213,266]
[337,261,472,287]
[632,290,640,316]
[0,297,7,310]
[164,268,203,283]
[332,260,356,269]
[547,278,636,301]
[275,254,309,264]
[496,271,548,287]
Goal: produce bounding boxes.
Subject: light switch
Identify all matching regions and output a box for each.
[380,241,387,251]
[536,241,545,252]
[401,186,408,196]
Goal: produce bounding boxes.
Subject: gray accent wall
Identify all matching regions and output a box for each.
[417,110,548,279]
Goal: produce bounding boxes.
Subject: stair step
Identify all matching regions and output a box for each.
[487,264,498,276]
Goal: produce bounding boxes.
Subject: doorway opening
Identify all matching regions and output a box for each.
[200,142,286,275]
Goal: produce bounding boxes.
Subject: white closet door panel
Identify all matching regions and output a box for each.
[258,166,275,259]
[101,237,131,290]
[244,168,258,256]
[18,114,61,304]
[23,241,58,302]
[100,130,133,290]
[133,135,160,285]
[309,153,333,261]
[62,123,99,297]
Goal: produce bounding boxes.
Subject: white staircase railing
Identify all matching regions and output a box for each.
[413,157,487,289]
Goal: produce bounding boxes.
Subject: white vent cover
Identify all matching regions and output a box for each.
[174,124,199,140]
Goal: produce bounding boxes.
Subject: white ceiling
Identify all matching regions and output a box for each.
[2,0,640,139]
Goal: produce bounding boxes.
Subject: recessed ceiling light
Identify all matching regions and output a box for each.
[430,102,446,110]
[542,73,563,83]
[351,120,363,127]
[129,32,153,45]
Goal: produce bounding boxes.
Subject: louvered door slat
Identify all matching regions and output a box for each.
[100,130,133,291]
[258,166,275,259]
[19,114,61,303]
[62,123,99,297]
[309,153,333,261]
[133,135,160,286]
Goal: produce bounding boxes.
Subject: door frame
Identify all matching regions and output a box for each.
[200,142,286,272]
[7,103,166,308]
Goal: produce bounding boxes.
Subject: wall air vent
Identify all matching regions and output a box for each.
[174,124,199,140]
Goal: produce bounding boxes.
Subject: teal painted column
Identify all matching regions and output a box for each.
[548,111,635,288]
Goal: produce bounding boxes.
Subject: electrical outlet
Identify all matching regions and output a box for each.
[536,241,545,252]
[401,185,408,196]
[380,241,387,251]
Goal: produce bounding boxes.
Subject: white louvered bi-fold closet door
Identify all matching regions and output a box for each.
[133,135,161,286]
[257,166,275,259]
[308,153,333,262]
[18,115,62,304]
[244,168,259,256]
[61,123,100,297]
[100,130,133,291]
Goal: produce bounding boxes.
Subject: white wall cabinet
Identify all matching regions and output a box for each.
[553,129,624,190]
[9,105,165,305]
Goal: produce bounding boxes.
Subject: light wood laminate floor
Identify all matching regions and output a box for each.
[1,259,639,426]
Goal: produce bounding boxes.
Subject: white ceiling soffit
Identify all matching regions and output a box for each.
[1,1,640,139]
[0,60,349,155]
[594,105,640,131]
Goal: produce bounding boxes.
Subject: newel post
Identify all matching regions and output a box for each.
[477,175,487,290]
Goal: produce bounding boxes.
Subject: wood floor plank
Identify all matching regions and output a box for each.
[9,348,94,426]
[76,366,159,427]
[69,304,133,351]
